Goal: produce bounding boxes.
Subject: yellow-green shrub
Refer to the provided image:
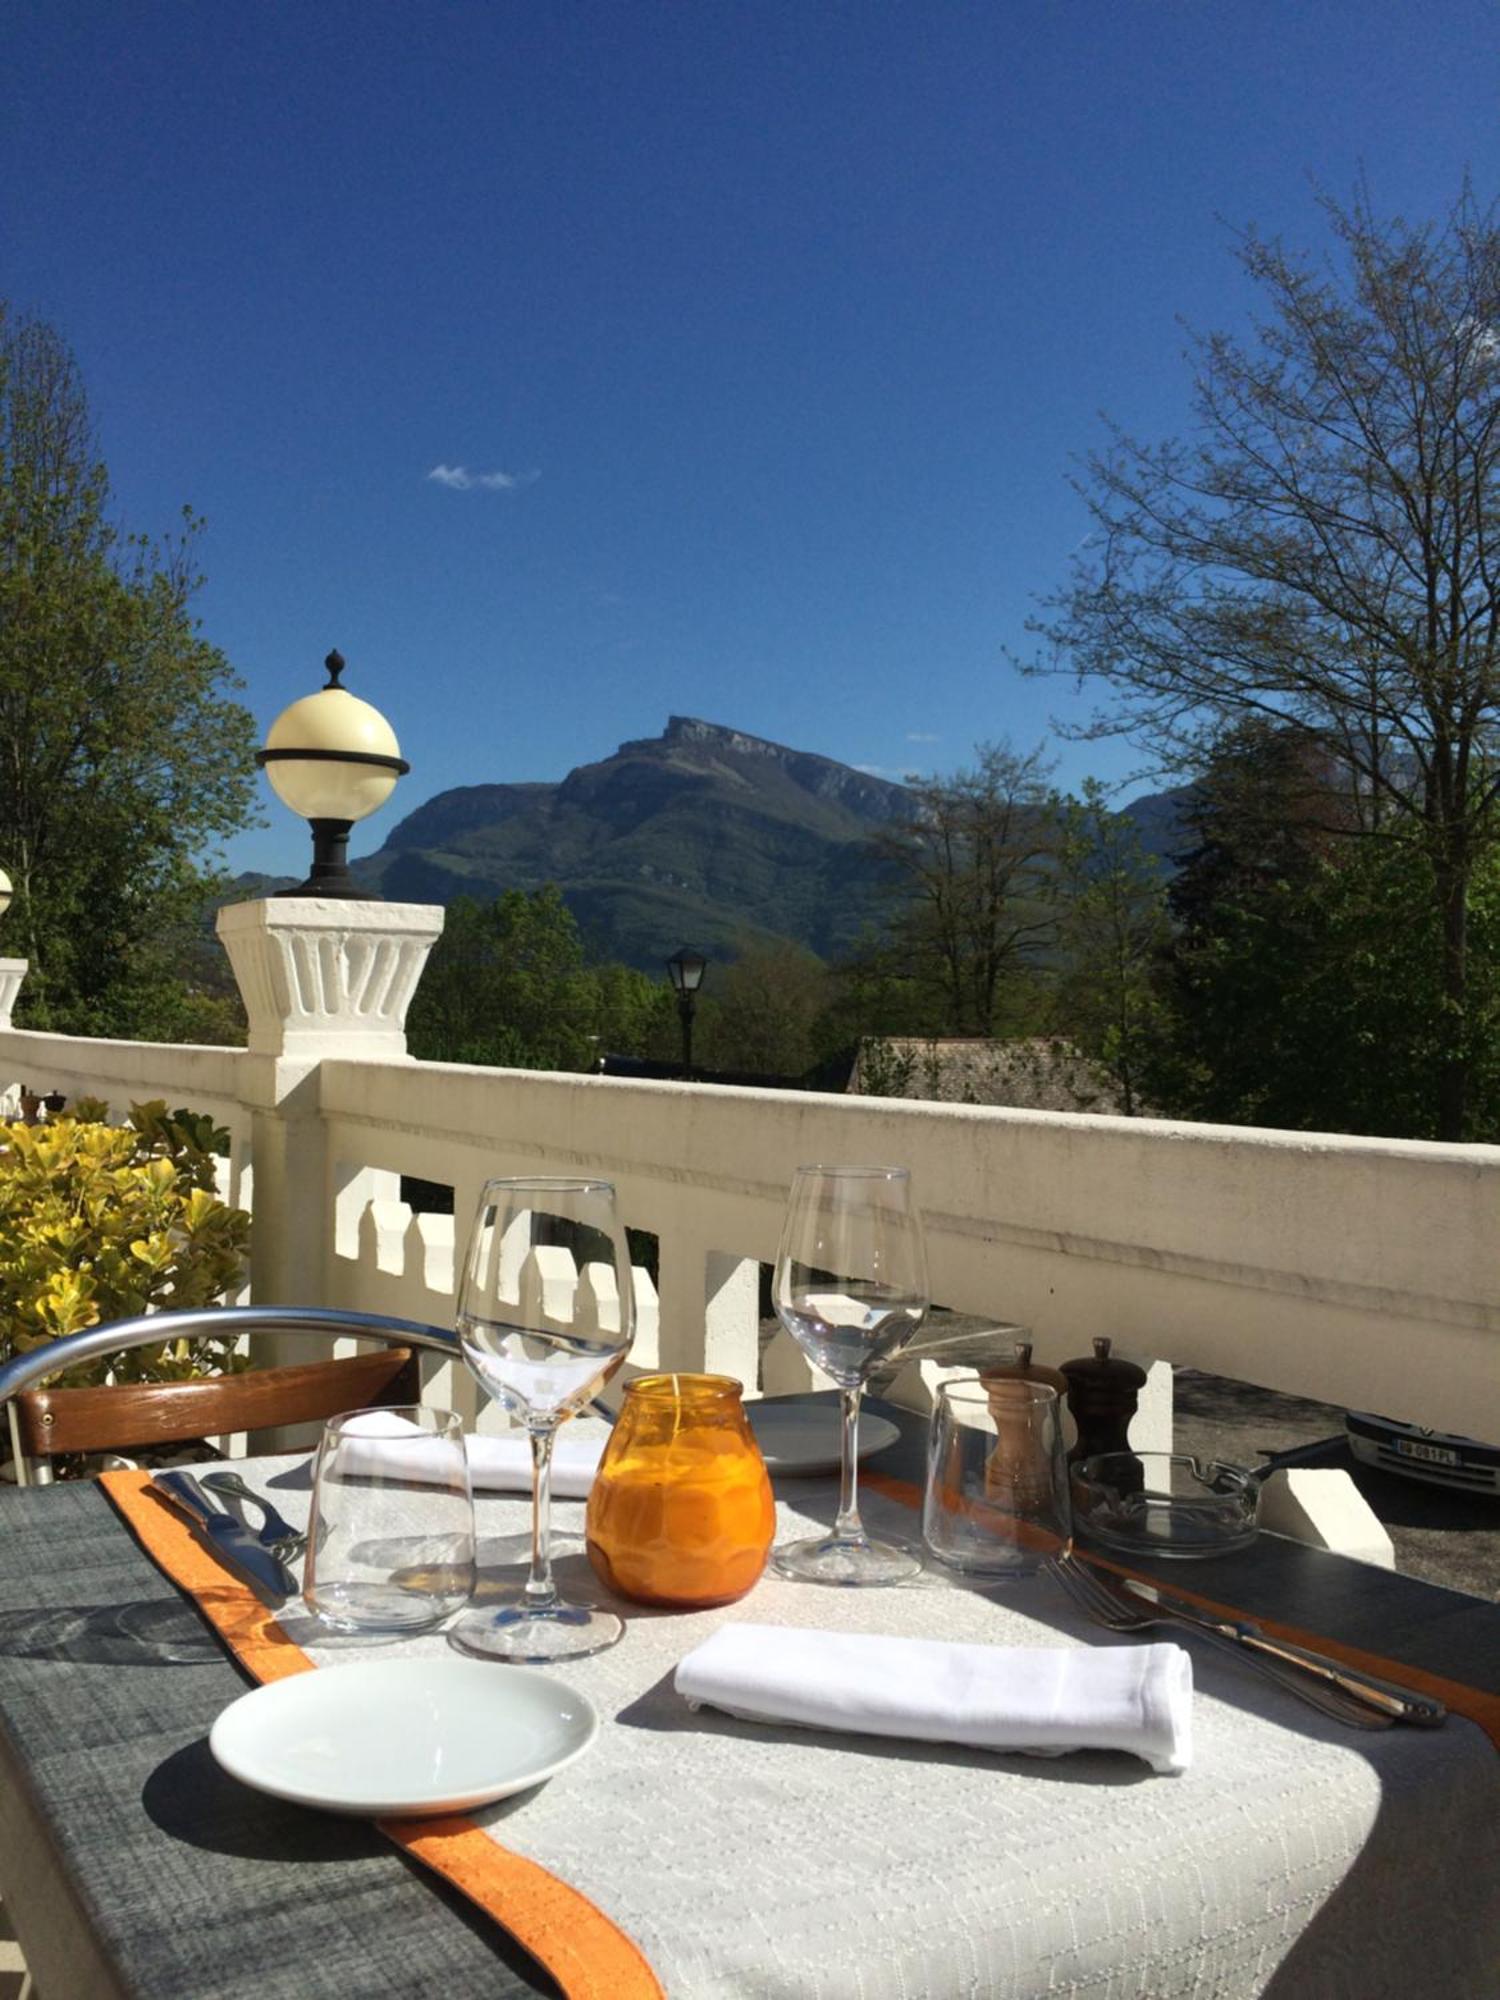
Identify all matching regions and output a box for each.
[0,1099,251,1385]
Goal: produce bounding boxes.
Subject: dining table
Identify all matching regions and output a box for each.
[2,1392,1500,2000]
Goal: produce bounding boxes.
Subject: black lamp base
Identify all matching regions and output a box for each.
[272,819,376,900]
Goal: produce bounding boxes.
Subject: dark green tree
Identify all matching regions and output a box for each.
[700,941,828,1077]
[0,306,258,1036]
[1048,781,1171,1116]
[1141,720,1500,1138]
[407,886,674,1072]
[1036,185,1500,1137]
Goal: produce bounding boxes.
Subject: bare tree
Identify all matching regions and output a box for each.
[1033,185,1500,1137]
[873,741,1058,1036]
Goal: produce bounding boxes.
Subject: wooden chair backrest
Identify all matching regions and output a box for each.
[12,1346,421,1463]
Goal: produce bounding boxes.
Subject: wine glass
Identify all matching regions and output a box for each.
[449,1176,635,1662]
[770,1164,929,1585]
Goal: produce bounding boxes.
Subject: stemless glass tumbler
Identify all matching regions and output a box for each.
[771,1164,929,1586]
[922,1377,1070,1578]
[304,1406,475,1633]
[449,1176,636,1663]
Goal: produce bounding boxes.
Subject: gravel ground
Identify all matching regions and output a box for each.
[1171,1368,1500,1602]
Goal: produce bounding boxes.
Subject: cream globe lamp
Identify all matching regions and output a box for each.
[256,651,410,899]
[0,870,11,920]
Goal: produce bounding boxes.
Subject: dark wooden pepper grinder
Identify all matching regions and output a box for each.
[1061,1337,1146,1468]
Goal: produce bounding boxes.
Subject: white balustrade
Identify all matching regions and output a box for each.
[0,902,1498,1458]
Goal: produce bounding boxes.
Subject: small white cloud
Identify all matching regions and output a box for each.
[854,763,894,777]
[426,464,539,493]
[905,731,940,744]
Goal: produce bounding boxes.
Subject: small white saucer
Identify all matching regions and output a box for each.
[747,1401,901,1477]
[210,1656,599,1817]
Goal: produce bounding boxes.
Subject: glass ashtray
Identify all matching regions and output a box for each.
[1071,1451,1261,1558]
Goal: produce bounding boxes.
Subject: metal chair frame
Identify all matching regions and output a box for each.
[0,1305,462,1486]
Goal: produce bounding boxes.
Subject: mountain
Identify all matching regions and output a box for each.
[1121,783,1195,865]
[231,718,1193,970]
[353,717,914,967]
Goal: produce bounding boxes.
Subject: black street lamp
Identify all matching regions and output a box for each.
[257,651,410,899]
[665,947,708,1077]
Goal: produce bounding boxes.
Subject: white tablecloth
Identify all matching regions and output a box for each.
[251,1447,1500,2000]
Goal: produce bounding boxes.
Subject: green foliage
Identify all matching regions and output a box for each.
[810,944,948,1060]
[0,1099,251,1382]
[1145,724,1500,1138]
[1048,781,1172,1116]
[407,886,675,1071]
[0,305,259,1038]
[699,941,829,1077]
[854,1036,921,1099]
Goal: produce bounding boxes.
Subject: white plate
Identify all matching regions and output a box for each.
[209,1657,599,1817]
[747,1401,902,1476]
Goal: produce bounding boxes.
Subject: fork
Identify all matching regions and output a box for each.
[200,1469,308,1563]
[1048,1551,1393,1730]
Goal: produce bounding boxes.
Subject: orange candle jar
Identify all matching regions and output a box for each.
[586,1373,775,1609]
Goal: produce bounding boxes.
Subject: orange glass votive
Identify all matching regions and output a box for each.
[585,1373,775,1608]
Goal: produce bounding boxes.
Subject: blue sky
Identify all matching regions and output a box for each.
[7,2,1499,877]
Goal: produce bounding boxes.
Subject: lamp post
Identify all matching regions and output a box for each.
[256,651,410,898]
[665,946,708,1078]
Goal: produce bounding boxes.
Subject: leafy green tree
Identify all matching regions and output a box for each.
[592,959,677,1065]
[407,887,595,1069]
[1048,781,1171,1115]
[1144,721,1500,1137]
[0,306,258,1035]
[1036,185,1500,1137]
[868,741,1058,1035]
[700,941,828,1077]
[407,885,676,1071]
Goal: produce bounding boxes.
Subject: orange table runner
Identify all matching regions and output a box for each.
[100,1469,665,2000]
[866,1467,1500,1750]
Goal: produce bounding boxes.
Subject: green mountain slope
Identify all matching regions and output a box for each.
[356,717,913,966]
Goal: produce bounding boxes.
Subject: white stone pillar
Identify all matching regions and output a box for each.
[0,958,28,1031]
[216,898,443,1060]
[215,896,444,1327]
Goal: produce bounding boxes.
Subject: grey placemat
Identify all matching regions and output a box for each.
[0,1478,559,2000]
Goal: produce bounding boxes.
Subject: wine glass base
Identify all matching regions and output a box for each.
[448,1601,624,1662]
[771,1533,922,1587]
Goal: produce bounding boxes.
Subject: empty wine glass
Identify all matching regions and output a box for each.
[771,1164,928,1585]
[449,1177,635,1662]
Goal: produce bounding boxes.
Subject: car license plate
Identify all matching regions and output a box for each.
[1395,1438,1461,1468]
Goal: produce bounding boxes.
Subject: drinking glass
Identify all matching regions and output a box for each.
[449,1176,635,1661]
[922,1377,1070,1578]
[304,1406,475,1633]
[771,1164,928,1585]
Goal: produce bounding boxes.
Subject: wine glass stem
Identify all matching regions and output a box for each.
[525,1425,559,1610]
[834,1385,867,1545]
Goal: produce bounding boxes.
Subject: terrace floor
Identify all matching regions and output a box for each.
[1174,1368,1500,1601]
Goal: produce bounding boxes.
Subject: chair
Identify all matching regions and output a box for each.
[0,1305,462,1486]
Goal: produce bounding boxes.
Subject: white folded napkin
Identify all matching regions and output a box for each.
[674,1623,1193,1774]
[338,1411,605,1498]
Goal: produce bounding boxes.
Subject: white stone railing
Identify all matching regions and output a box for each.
[0,899,1498,1448]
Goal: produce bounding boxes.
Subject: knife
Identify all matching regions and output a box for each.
[1118,1575,1447,1727]
[153,1470,299,1602]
